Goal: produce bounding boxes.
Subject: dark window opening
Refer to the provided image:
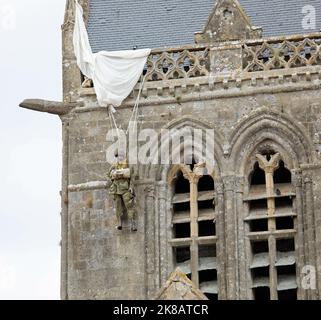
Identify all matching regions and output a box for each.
[198,175,214,192]
[199,221,216,237]
[174,171,190,194]
[199,269,218,300]
[199,245,216,258]
[249,219,268,232]
[205,293,218,300]
[252,266,269,278]
[274,161,292,184]
[174,247,190,263]
[250,162,266,185]
[173,202,190,213]
[275,197,293,209]
[276,217,294,230]
[249,199,267,211]
[276,239,295,252]
[199,269,217,283]
[277,264,296,276]
[174,223,190,238]
[251,241,269,254]
[253,287,270,300]
[198,200,214,210]
[278,289,297,301]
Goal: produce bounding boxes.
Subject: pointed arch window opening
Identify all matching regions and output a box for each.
[245,151,298,300]
[169,163,218,300]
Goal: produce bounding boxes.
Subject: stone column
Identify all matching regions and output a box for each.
[60,119,70,300]
[215,180,227,299]
[303,173,318,300]
[157,181,170,287]
[292,170,307,300]
[222,175,237,300]
[257,153,281,300]
[144,183,156,299]
[235,176,246,299]
[189,173,200,287]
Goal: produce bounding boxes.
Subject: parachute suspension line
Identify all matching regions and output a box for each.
[107,105,122,156]
[108,105,120,138]
[106,73,147,159]
[126,74,147,136]
[125,74,147,159]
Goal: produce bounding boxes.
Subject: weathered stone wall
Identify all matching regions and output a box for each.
[68,88,321,183]
[56,0,321,300]
[67,186,146,299]
[60,84,321,299]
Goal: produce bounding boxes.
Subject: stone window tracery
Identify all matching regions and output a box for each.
[244,152,298,300]
[168,163,218,300]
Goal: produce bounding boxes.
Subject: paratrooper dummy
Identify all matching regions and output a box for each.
[107,149,137,231]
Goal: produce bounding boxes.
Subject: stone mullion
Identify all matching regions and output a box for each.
[268,236,278,300]
[266,170,278,300]
[189,174,200,287]
[270,180,279,299]
[257,153,280,300]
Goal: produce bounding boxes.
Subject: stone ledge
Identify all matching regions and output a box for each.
[300,163,321,170]
[75,67,321,113]
[80,65,321,98]
[68,179,148,191]
[68,181,108,192]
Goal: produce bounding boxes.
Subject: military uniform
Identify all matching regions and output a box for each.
[107,159,137,230]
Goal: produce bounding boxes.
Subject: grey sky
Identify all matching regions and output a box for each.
[0,0,65,299]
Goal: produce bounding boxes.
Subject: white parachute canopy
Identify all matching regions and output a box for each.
[73,0,151,107]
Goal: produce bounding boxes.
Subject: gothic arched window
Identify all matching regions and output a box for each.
[245,152,297,300]
[169,163,218,300]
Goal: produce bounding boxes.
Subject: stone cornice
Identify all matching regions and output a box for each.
[75,66,321,113]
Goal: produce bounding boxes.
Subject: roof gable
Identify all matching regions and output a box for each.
[154,268,208,300]
[195,0,262,43]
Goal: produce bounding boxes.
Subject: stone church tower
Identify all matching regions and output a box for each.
[20,0,321,300]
